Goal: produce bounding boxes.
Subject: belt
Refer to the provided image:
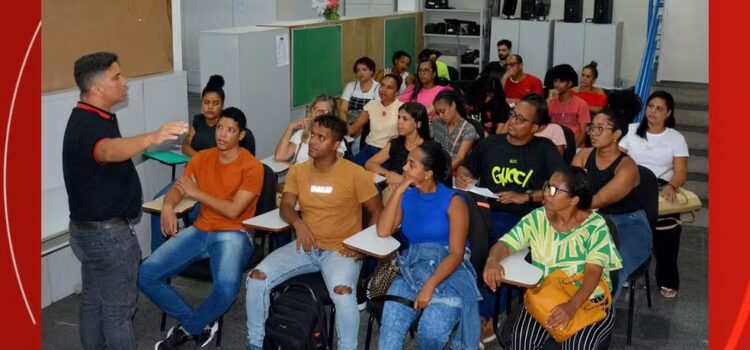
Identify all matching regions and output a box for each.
[70,218,133,231]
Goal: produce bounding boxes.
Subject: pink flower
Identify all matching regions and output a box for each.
[328,0,339,8]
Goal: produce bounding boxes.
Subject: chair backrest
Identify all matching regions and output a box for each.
[447,65,459,82]
[457,190,492,289]
[559,124,577,164]
[636,165,659,232]
[602,215,621,291]
[256,163,277,217]
[242,128,256,156]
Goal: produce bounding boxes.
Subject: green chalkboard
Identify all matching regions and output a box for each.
[292,25,342,108]
[384,17,417,74]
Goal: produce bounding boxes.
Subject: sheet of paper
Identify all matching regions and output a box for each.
[276,34,289,67]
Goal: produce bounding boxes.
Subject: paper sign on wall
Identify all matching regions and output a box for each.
[276,34,290,67]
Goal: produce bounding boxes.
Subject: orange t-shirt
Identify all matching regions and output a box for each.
[185,148,264,232]
[284,159,379,250]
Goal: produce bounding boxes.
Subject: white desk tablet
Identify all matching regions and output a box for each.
[261,156,291,174]
[142,195,198,216]
[343,225,401,258]
[242,208,291,232]
[499,248,544,288]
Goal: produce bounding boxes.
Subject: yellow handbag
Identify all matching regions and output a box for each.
[524,268,612,343]
[657,188,702,229]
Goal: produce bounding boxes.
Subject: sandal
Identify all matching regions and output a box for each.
[660,286,678,298]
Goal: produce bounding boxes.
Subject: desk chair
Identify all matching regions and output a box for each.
[158,163,278,346]
[362,190,491,349]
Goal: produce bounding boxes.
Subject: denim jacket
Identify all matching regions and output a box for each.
[398,243,482,350]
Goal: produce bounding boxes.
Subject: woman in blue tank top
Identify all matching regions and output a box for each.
[376,141,481,350]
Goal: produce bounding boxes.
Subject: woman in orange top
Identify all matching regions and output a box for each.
[571,61,607,115]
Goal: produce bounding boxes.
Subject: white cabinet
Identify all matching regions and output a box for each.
[553,21,585,70]
[583,22,622,88]
[490,18,553,79]
[344,0,395,16]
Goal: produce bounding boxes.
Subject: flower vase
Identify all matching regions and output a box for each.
[324,8,340,21]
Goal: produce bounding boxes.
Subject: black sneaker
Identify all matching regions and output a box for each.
[155,326,192,350]
[193,321,219,348]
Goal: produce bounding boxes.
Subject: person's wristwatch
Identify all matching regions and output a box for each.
[526,190,534,203]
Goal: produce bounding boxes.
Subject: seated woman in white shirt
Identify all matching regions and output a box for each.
[618,90,689,298]
[348,73,404,166]
[274,94,346,164]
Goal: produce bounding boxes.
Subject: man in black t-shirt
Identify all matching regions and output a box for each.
[455,93,565,343]
[62,52,187,350]
[480,39,512,80]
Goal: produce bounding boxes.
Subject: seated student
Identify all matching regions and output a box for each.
[183,75,255,156]
[571,61,608,116]
[572,107,652,300]
[480,39,512,80]
[501,54,544,104]
[466,74,511,135]
[365,102,431,188]
[349,73,404,165]
[431,90,480,171]
[151,76,254,252]
[139,107,264,349]
[419,48,451,82]
[484,167,622,350]
[375,50,415,93]
[377,141,481,350]
[547,64,592,147]
[455,94,565,343]
[529,94,567,155]
[274,94,345,164]
[338,56,380,125]
[400,59,450,119]
[245,115,383,350]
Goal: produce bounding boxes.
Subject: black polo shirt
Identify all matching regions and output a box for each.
[62,102,142,221]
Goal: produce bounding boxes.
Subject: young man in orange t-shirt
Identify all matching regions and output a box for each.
[245,115,383,350]
[139,107,264,349]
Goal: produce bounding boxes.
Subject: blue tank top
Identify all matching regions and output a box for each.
[401,183,463,246]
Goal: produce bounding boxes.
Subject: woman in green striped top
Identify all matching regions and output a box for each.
[483,166,623,349]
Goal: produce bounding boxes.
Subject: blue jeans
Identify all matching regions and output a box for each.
[149,182,200,252]
[479,210,522,318]
[138,226,253,335]
[353,143,382,166]
[69,221,141,350]
[606,210,653,301]
[245,241,362,350]
[379,276,461,349]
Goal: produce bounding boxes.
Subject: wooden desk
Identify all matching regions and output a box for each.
[142,195,198,216]
[343,225,400,259]
[242,208,291,233]
[498,248,543,288]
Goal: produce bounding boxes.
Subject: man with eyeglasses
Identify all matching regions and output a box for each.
[455,93,565,344]
[501,54,544,104]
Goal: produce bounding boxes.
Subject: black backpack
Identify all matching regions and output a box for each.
[264,283,330,350]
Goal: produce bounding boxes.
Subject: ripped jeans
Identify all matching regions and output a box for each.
[245,241,362,350]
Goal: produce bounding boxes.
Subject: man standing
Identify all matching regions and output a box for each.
[139,107,264,349]
[245,115,383,350]
[455,94,565,343]
[62,51,187,349]
[481,39,512,78]
[501,54,544,103]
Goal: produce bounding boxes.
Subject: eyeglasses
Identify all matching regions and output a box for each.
[585,124,614,136]
[312,107,330,115]
[509,111,534,125]
[505,62,519,68]
[543,181,571,197]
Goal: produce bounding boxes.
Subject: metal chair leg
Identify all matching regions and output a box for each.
[627,280,635,346]
[216,315,223,347]
[365,314,375,350]
[328,306,336,347]
[645,270,653,308]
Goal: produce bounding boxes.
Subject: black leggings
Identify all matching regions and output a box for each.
[510,303,615,350]
[653,213,682,290]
